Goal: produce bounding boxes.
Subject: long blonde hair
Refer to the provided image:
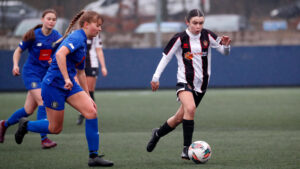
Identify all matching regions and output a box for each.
[53,10,103,46]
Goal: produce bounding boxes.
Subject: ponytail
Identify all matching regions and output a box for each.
[52,10,85,47]
[22,24,43,42]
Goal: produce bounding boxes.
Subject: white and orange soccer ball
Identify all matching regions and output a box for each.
[188,140,212,164]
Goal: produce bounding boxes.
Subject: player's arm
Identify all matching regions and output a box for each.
[96,47,107,77]
[56,46,73,90]
[209,34,231,55]
[12,47,23,76]
[151,36,181,91]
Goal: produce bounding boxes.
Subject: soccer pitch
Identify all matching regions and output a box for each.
[0,88,299,169]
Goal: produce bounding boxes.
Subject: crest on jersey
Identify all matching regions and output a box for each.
[31,82,37,88]
[183,43,189,49]
[51,101,59,109]
[184,52,194,60]
[203,40,208,48]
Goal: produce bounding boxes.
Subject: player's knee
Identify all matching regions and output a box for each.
[185,105,196,116]
[174,115,183,124]
[84,107,98,119]
[49,125,63,134]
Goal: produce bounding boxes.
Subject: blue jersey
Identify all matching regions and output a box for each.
[19,28,61,90]
[43,29,87,90]
[20,28,61,75]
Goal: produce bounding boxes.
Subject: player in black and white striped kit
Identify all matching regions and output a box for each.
[77,34,107,125]
[146,9,231,159]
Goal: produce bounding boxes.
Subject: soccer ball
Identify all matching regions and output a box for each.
[188,141,212,164]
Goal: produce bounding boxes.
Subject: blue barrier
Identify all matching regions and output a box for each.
[0,46,299,91]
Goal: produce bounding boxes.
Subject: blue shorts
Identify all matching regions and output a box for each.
[41,81,83,110]
[22,66,47,90]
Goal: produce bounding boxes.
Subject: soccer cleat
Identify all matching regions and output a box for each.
[181,146,190,160]
[88,156,114,167]
[146,128,160,152]
[0,120,7,143]
[77,114,85,125]
[41,138,57,149]
[15,118,29,144]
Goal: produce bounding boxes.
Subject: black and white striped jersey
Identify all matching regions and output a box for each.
[152,28,230,93]
[86,34,103,68]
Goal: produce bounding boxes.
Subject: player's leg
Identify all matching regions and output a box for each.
[29,88,57,148]
[0,91,37,143]
[77,76,97,125]
[15,82,65,145]
[67,90,113,167]
[178,91,196,160]
[146,106,183,152]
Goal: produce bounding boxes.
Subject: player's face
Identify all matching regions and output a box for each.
[86,19,102,38]
[186,16,204,35]
[42,13,57,30]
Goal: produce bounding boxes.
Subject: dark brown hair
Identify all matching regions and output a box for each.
[53,10,103,46]
[22,9,57,41]
[185,9,204,22]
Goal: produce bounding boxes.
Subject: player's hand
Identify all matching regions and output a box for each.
[101,67,107,77]
[12,65,20,76]
[151,81,159,92]
[64,79,73,90]
[90,97,97,110]
[221,36,231,46]
[48,58,52,65]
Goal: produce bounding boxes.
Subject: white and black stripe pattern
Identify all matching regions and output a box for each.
[152,28,230,93]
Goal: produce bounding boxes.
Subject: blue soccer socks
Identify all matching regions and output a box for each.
[27,120,50,134]
[37,105,48,140]
[5,108,28,128]
[85,118,99,154]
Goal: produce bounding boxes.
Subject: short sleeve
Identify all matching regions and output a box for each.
[61,35,83,53]
[94,35,103,48]
[18,40,32,51]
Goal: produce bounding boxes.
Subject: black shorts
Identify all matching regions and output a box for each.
[176,83,205,107]
[85,67,99,77]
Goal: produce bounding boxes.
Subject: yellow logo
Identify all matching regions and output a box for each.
[51,101,59,109]
[31,82,37,88]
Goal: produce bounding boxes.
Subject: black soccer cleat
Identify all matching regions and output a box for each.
[181,146,190,160]
[77,114,85,125]
[88,156,114,167]
[146,128,160,152]
[15,118,29,144]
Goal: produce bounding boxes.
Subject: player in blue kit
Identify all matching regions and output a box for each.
[14,10,114,167]
[0,9,61,149]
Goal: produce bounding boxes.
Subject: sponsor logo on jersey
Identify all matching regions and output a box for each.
[37,43,42,47]
[184,52,194,60]
[69,43,75,49]
[51,101,59,109]
[31,82,37,88]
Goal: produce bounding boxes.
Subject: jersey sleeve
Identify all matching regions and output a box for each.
[152,34,181,82]
[61,34,83,53]
[18,40,32,51]
[207,29,230,55]
[94,35,103,48]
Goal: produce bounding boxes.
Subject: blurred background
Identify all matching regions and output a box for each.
[0,0,299,90]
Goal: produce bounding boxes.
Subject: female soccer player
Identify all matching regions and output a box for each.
[146,9,231,159]
[0,9,61,149]
[14,10,113,167]
[77,34,107,125]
